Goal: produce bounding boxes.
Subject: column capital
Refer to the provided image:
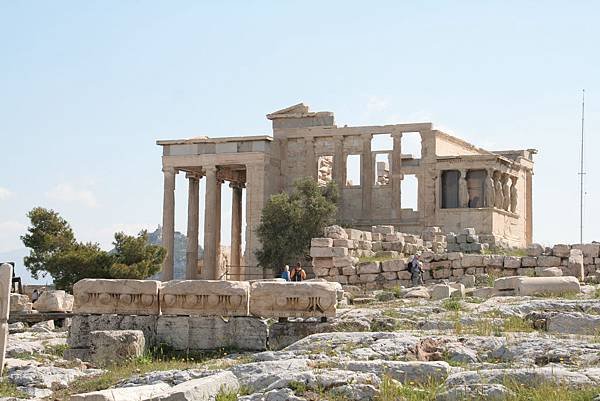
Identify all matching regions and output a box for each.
[204,165,217,174]
[185,172,202,180]
[229,182,246,189]
[162,166,177,175]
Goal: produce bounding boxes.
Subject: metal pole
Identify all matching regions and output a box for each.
[579,89,585,243]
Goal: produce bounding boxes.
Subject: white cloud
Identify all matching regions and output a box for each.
[0,187,13,200]
[45,183,98,208]
[0,220,27,253]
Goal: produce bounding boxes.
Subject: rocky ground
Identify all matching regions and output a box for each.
[3,285,600,400]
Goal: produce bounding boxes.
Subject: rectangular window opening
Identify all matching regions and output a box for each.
[374,153,390,186]
[402,132,422,159]
[401,174,419,210]
[467,170,486,208]
[346,154,361,186]
[441,170,460,208]
[372,133,393,151]
[317,155,333,186]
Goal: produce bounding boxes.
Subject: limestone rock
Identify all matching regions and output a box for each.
[404,287,430,299]
[526,243,544,257]
[545,312,600,335]
[33,290,74,312]
[155,371,239,401]
[9,294,32,313]
[535,266,562,277]
[310,238,333,247]
[71,383,171,401]
[324,225,348,240]
[31,320,55,333]
[437,384,514,401]
[552,244,571,258]
[430,285,452,301]
[89,330,145,366]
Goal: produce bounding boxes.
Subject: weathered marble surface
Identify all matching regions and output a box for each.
[249,281,338,318]
[73,279,161,315]
[0,263,12,376]
[160,280,249,316]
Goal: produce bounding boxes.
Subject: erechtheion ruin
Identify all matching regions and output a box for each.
[158,103,535,281]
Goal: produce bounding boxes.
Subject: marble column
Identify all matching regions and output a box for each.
[391,133,403,218]
[360,134,373,219]
[215,178,222,279]
[459,169,469,208]
[0,263,12,376]
[185,173,200,280]
[202,166,218,280]
[502,174,511,211]
[484,168,495,208]
[230,183,243,280]
[161,167,176,281]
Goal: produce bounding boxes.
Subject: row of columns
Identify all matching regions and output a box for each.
[453,168,518,213]
[161,166,244,281]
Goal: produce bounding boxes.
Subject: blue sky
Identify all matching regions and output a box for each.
[1,1,599,282]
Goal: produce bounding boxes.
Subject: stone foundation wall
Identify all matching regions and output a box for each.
[312,229,599,289]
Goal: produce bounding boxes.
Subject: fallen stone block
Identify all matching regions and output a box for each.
[494,276,581,296]
[324,225,348,239]
[565,250,584,281]
[552,244,571,258]
[10,293,32,313]
[154,371,239,401]
[535,266,562,277]
[545,312,600,335]
[372,225,394,235]
[536,256,561,267]
[160,280,249,316]
[430,285,452,300]
[89,330,145,366]
[572,243,600,258]
[472,287,494,298]
[249,281,337,318]
[68,314,157,349]
[345,228,363,240]
[526,243,544,257]
[70,383,170,401]
[404,287,430,299]
[310,238,333,247]
[310,247,348,258]
[33,290,74,312]
[73,279,160,315]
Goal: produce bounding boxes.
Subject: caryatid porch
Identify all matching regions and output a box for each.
[157,136,275,282]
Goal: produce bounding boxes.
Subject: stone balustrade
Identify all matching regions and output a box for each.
[72,278,339,319]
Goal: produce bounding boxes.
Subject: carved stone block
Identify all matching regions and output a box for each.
[160,280,249,316]
[73,279,160,315]
[249,281,337,318]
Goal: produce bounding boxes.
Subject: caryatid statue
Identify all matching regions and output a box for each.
[484,169,495,207]
[510,176,518,213]
[502,174,511,211]
[459,170,469,208]
[494,171,504,209]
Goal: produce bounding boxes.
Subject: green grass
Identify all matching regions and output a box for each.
[595,287,600,299]
[215,388,238,401]
[377,375,442,401]
[46,343,70,357]
[288,380,308,394]
[441,298,463,311]
[52,348,250,400]
[0,379,28,398]
[358,254,396,263]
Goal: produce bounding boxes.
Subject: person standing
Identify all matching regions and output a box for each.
[281,265,290,281]
[410,254,424,287]
[290,262,306,282]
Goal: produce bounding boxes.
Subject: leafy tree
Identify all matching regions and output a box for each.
[21,207,166,291]
[109,230,166,279]
[255,177,338,271]
[21,207,76,280]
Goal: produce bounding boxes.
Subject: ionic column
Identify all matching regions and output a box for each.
[361,134,373,219]
[494,171,504,209]
[391,133,403,218]
[484,168,495,207]
[459,169,469,208]
[230,183,243,280]
[202,166,218,280]
[510,176,518,213]
[185,173,200,280]
[161,167,176,281]
[215,177,222,279]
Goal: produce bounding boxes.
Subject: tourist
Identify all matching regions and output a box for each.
[281,265,290,281]
[410,254,424,287]
[31,289,39,303]
[290,263,306,282]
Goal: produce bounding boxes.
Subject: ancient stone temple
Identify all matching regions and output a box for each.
[158,103,535,280]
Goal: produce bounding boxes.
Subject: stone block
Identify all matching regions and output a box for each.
[451,260,462,269]
[431,260,451,270]
[552,244,571,258]
[334,275,348,284]
[398,271,412,280]
[521,257,537,267]
[342,266,356,276]
[462,227,476,236]
[461,255,484,267]
[535,266,562,277]
[385,232,402,242]
[324,225,348,239]
[459,274,475,288]
[527,243,544,257]
[160,280,249,316]
[503,256,521,269]
[516,276,581,296]
[311,238,333,247]
[376,251,399,259]
[312,267,329,277]
[357,240,373,250]
[356,262,380,275]
[333,256,356,267]
[10,294,32,313]
[68,314,158,349]
[388,241,405,252]
[188,316,267,351]
[456,234,467,244]
[382,272,398,281]
[89,330,145,366]
[565,250,584,281]
[333,239,354,248]
[537,256,561,267]
[363,232,372,241]
[371,233,383,241]
[493,276,521,293]
[446,233,457,244]
[449,283,465,298]
[345,228,363,240]
[312,257,335,268]
[432,269,450,279]
[155,371,239,401]
[472,287,494,298]
[70,383,171,401]
[430,285,452,300]
[73,279,161,315]
[358,274,379,283]
[372,225,395,235]
[249,281,337,318]
[33,290,74,312]
[310,246,348,258]
[447,252,462,261]
[572,243,600,258]
[451,268,464,277]
[348,275,360,284]
[516,267,535,276]
[381,259,405,272]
